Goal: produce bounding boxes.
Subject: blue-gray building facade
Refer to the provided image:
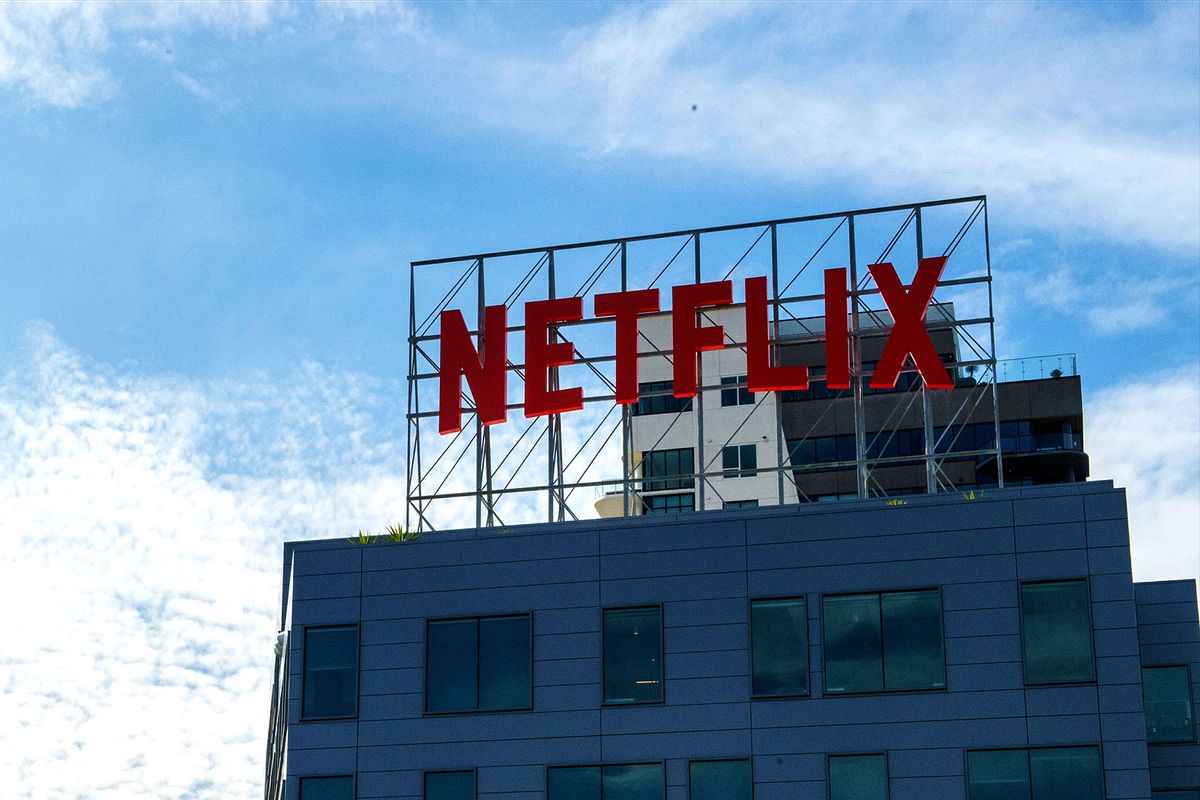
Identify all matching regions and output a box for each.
[264,480,1199,800]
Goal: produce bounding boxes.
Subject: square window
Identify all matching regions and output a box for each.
[1020,581,1094,684]
[828,754,887,800]
[302,626,358,719]
[425,771,474,800]
[690,759,751,800]
[300,776,354,800]
[426,614,531,713]
[823,590,944,694]
[603,607,663,704]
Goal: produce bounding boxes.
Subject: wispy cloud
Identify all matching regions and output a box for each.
[0,323,406,798]
[1087,364,1200,583]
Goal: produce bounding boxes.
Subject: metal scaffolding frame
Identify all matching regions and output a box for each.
[406,196,1001,531]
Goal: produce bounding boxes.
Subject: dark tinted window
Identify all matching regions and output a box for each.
[426,615,530,712]
[643,493,694,515]
[1152,793,1200,800]
[548,765,663,800]
[751,598,807,696]
[635,381,692,416]
[967,747,1102,800]
[425,771,474,800]
[300,776,354,800]
[690,759,751,800]
[603,607,663,704]
[722,444,757,478]
[643,448,694,491]
[724,499,759,510]
[1143,666,1195,743]
[828,754,887,800]
[302,626,358,719]
[1020,581,1094,684]
[721,376,753,407]
[823,590,944,694]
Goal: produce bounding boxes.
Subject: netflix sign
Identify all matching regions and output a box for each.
[437,256,955,435]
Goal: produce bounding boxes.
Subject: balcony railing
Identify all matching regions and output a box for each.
[997,353,1077,383]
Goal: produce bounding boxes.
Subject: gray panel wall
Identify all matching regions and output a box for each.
[280,482,1181,800]
[1136,579,1200,792]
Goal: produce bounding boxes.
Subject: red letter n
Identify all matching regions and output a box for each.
[438,305,508,434]
[868,257,954,390]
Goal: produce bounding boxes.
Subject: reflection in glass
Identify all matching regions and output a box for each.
[547,767,600,800]
[425,770,474,800]
[1142,666,1195,743]
[480,616,531,710]
[824,595,883,693]
[302,626,358,719]
[604,607,663,704]
[426,619,479,712]
[1020,581,1094,684]
[690,759,750,800]
[882,591,945,690]
[828,754,887,800]
[967,750,1031,800]
[751,598,807,696]
[1028,747,1102,800]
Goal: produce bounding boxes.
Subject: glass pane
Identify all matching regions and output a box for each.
[479,615,531,710]
[824,595,883,693]
[1020,582,1094,683]
[723,447,739,476]
[741,444,757,474]
[427,619,478,712]
[1153,793,1200,800]
[548,767,601,800]
[1143,666,1195,743]
[882,591,945,690]
[751,598,807,696]
[690,760,750,800]
[300,776,354,800]
[425,770,474,800]
[604,607,663,704]
[604,764,663,800]
[1029,747,1102,800]
[967,751,1030,800]
[303,626,357,718]
[828,754,887,800]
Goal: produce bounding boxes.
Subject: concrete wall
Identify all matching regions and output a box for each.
[280,481,1177,800]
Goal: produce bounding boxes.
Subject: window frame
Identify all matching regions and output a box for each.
[601,604,666,707]
[688,757,754,800]
[423,612,534,716]
[964,744,1105,800]
[1017,578,1097,686]
[749,595,809,699]
[300,623,360,722]
[721,443,758,479]
[826,752,889,800]
[423,769,477,800]
[720,375,754,407]
[298,774,356,800]
[1142,663,1197,745]
[545,761,667,800]
[819,586,947,696]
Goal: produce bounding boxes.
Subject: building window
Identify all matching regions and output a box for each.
[548,764,664,800]
[828,754,887,800]
[722,444,757,478]
[603,606,663,704]
[425,771,474,800]
[724,499,759,510]
[302,625,358,719]
[299,776,354,800]
[751,597,807,696]
[1019,580,1094,684]
[966,747,1102,800]
[634,381,692,416]
[643,493,694,515]
[720,375,753,407]
[642,448,694,491]
[690,759,751,800]
[1152,793,1200,800]
[1143,666,1195,743]
[822,590,945,694]
[426,614,531,713]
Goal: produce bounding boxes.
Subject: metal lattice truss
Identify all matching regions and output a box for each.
[407,197,1001,531]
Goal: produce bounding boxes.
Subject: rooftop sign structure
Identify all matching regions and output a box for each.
[407,196,1001,531]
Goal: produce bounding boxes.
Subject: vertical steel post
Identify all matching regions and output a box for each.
[620,241,632,517]
[407,262,420,529]
[547,249,565,523]
[770,224,785,507]
[983,200,1004,489]
[476,258,487,528]
[917,207,937,495]
[848,216,868,498]
[693,234,706,511]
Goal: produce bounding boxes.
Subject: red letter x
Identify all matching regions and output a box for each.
[868,257,954,390]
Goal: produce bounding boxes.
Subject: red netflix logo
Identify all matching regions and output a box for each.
[438,257,954,435]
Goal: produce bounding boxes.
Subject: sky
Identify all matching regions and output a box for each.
[0,1,1197,797]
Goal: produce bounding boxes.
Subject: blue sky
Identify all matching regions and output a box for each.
[0,2,1197,798]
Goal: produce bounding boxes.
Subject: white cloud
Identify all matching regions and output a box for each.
[1087,365,1200,583]
[0,323,407,799]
